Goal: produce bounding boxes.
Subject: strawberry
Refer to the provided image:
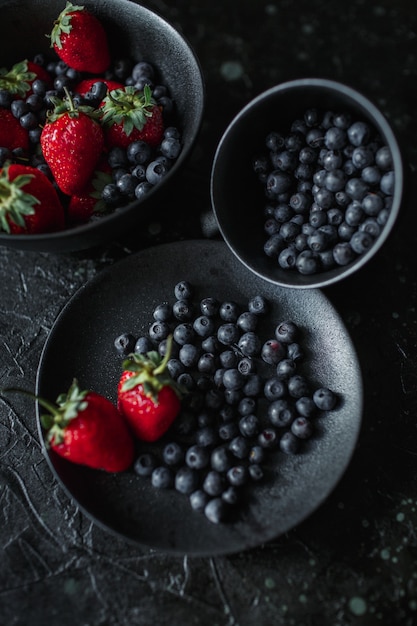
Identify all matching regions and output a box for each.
[0,59,52,98]
[50,2,110,74]
[40,90,105,196]
[0,164,65,234]
[67,162,112,224]
[2,379,135,472]
[0,108,29,152]
[101,85,164,149]
[117,336,182,442]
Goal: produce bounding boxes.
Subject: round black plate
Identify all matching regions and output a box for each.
[36,240,363,556]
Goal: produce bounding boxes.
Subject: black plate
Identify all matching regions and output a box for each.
[36,240,363,556]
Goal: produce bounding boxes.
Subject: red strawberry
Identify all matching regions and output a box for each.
[0,108,29,152]
[25,379,134,472]
[0,59,52,98]
[117,336,182,442]
[68,163,112,224]
[40,90,105,195]
[0,164,65,234]
[50,2,110,74]
[101,85,164,149]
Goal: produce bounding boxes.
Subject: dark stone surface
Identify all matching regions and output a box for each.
[1,0,416,624]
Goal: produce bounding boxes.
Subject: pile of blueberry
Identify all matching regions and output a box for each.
[0,54,181,219]
[253,108,394,275]
[114,280,338,524]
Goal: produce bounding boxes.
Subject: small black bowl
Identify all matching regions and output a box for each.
[211,78,405,289]
[0,0,205,252]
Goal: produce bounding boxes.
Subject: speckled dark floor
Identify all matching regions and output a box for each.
[1,1,417,624]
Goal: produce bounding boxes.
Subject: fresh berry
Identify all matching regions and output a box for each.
[117,336,182,442]
[40,90,104,195]
[0,108,29,152]
[0,164,64,234]
[5,379,135,472]
[101,85,164,149]
[50,2,111,74]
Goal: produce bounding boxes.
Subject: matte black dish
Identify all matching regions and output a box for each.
[211,78,405,289]
[35,240,363,556]
[0,0,204,252]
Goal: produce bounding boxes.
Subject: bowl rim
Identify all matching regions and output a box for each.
[210,77,405,289]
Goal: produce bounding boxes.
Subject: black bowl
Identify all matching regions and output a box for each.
[211,78,405,289]
[0,0,205,252]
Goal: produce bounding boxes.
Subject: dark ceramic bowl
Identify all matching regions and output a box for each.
[0,0,204,252]
[211,78,405,289]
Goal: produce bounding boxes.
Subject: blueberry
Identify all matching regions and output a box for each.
[345,201,364,226]
[338,221,356,241]
[102,183,122,205]
[203,471,226,496]
[239,414,260,438]
[114,332,136,355]
[222,486,241,506]
[248,295,270,316]
[380,171,395,195]
[362,192,384,216]
[223,368,245,390]
[360,217,381,238]
[227,465,249,487]
[238,396,257,416]
[200,297,220,317]
[167,358,186,379]
[361,165,381,186]
[309,210,327,229]
[345,177,369,201]
[248,464,264,482]
[134,453,158,477]
[347,121,371,146]
[185,445,210,470]
[266,170,293,196]
[275,320,299,344]
[134,181,153,200]
[198,352,217,375]
[163,442,184,466]
[264,377,286,401]
[160,136,181,160]
[295,396,317,418]
[350,230,374,254]
[313,387,338,410]
[237,311,258,333]
[375,146,392,170]
[189,489,210,512]
[333,242,355,265]
[204,497,228,523]
[177,372,195,391]
[146,159,170,185]
[153,302,172,322]
[218,421,239,442]
[237,356,256,376]
[274,203,293,223]
[276,358,297,380]
[352,146,374,169]
[324,127,347,150]
[219,301,240,322]
[211,446,233,472]
[175,466,199,494]
[219,350,239,369]
[134,335,154,354]
[291,417,314,439]
[149,320,170,342]
[127,140,152,165]
[205,388,224,410]
[248,445,265,465]
[202,335,221,353]
[280,220,301,242]
[173,322,195,345]
[258,427,279,449]
[174,280,193,301]
[261,339,285,365]
[237,332,262,357]
[193,315,215,338]
[217,323,240,346]
[172,299,194,321]
[280,431,301,454]
[287,374,310,398]
[229,436,250,459]
[152,466,174,489]
[267,399,295,427]
[196,425,219,447]
[324,169,346,192]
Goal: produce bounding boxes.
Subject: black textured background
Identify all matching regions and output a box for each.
[1,0,417,624]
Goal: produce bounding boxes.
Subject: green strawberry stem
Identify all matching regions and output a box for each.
[0,60,36,97]
[101,84,156,136]
[121,334,183,400]
[46,86,100,122]
[1,379,88,445]
[0,167,39,234]
[50,2,85,50]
